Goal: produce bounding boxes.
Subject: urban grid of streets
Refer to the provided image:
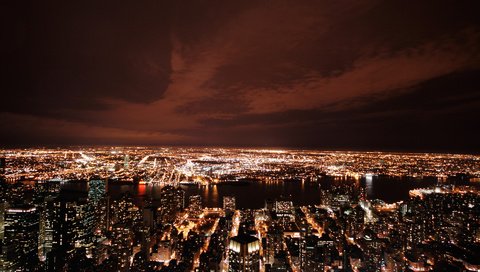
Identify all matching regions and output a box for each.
[0,147,479,271]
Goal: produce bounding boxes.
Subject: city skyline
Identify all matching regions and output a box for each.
[1,147,479,271]
[1,1,480,152]
[1,2,480,270]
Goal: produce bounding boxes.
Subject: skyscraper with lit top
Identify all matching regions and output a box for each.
[1,205,39,271]
[228,230,261,272]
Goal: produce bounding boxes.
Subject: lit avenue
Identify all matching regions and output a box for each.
[0,148,479,271]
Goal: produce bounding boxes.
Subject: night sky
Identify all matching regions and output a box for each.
[2,0,480,152]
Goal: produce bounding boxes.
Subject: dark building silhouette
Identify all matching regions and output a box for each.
[1,205,39,271]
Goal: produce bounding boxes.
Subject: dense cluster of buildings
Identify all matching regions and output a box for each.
[1,175,479,271]
[1,148,479,185]
[0,148,479,271]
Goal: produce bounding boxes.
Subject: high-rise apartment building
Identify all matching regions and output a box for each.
[1,205,39,271]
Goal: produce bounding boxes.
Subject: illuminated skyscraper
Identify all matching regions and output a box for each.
[88,180,107,204]
[124,155,129,169]
[223,196,236,212]
[274,199,293,214]
[274,198,294,226]
[158,186,185,223]
[228,232,261,272]
[1,205,39,271]
[189,194,203,217]
[299,234,334,271]
[110,223,133,272]
[34,181,60,262]
[88,179,109,233]
[265,225,283,265]
[39,200,56,262]
[46,197,95,270]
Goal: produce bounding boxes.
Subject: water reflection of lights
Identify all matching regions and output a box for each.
[365,173,373,196]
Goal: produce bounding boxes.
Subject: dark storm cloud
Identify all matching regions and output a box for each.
[194,69,480,152]
[203,0,480,89]
[1,0,480,152]
[198,69,480,127]
[2,1,172,115]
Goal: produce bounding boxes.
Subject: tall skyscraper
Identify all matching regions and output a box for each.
[88,180,107,204]
[46,196,95,270]
[35,181,60,262]
[189,194,203,218]
[265,225,283,265]
[223,196,236,212]
[158,186,185,223]
[0,203,5,242]
[112,193,140,226]
[300,234,331,271]
[88,179,109,233]
[228,232,261,272]
[124,155,130,169]
[274,198,294,226]
[39,200,56,262]
[110,223,133,272]
[1,205,39,271]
